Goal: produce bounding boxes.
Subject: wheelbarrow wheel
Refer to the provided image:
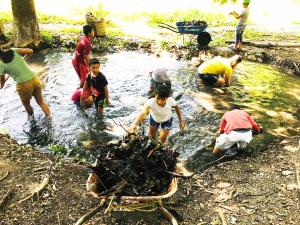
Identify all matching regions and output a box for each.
[197,32,211,46]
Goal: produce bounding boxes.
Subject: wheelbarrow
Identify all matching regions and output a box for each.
[158,21,212,46]
[86,172,179,224]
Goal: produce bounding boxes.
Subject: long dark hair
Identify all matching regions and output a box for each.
[0,49,14,63]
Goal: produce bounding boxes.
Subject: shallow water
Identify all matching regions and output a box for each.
[0,51,299,169]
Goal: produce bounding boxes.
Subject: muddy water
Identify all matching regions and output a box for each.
[0,51,299,169]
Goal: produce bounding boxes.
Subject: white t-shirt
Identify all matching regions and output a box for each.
[145,97,177,123]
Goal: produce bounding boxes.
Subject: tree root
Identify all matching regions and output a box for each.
[159,206,178,225]
[217,208,227,225]
[18,174,49,204]
[0,190,12,209]
[0,171,9,181]
[75,198,106,225]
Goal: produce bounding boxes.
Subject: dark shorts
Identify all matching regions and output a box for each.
[149,114,173,130]
[198,73,219,85]
[94,98,106,109]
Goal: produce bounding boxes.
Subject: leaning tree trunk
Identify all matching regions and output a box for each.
[10,0,41,48]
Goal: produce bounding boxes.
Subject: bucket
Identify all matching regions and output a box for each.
[94,18,106,37]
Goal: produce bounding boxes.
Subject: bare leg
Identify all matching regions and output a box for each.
[213,146,220,154]
[213,76,225,87]
[159,129,170,143]
[148,125,159,139]
[21,100,34,116]
[34,95,50,115]
[97,107,104,114]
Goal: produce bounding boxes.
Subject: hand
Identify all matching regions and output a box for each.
[128,123,137,133]
[179,121,185,131]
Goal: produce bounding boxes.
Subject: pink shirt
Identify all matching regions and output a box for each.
[73,36,91,64]
[219,109,260,134]
[71,89,90,102]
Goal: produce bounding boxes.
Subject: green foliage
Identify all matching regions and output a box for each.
[244,30,264,40]
[0,11,12,22]
[159,40,169,50]
[141,9,228,28]
[213,0,238,5]
[40,30,52,44]
[85,3,110,19]
[47,144,65,154]
[210,37,227,47]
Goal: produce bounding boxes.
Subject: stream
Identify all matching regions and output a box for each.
[0,50,299,170]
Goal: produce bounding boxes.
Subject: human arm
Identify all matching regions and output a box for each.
[248,115,260,134]
[128,104,150,132]
[83,54,90,70]
[16,48,33,61]
[80,83,89,108]
[219,116,226,134]
[174,104,184,130]
[229,11,241,19]
[103,85,109,105]
[0,74,9,89]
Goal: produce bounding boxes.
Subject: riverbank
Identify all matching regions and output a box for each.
[0,22,300,224]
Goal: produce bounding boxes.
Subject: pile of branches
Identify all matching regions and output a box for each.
[89,133,179,197]
[182,20,208,26]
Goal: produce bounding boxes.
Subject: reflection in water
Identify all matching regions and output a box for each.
[0,51,299,170]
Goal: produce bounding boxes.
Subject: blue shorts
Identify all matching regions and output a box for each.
[149,114,173,130]
[235,25,246,43]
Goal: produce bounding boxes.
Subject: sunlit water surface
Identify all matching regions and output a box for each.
[0,51,299,170]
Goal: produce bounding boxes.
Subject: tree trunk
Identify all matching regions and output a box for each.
[0,21,5,42]
[10,0,41,48]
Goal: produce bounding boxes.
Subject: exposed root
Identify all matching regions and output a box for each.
[0,190,12,209]
[217,208,227,225]
[18,174,49,204]
[75,199,106,225]
[159,206,178,225]
[0,171,9,181]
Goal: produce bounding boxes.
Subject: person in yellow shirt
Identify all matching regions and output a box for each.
[197,55,242,87]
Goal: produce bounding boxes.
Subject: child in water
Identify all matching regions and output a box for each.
[129,82,184,143]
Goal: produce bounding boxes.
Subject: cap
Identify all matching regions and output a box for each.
[243,0,250,3]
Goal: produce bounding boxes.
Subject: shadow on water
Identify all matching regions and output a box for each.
[0,51,299,170]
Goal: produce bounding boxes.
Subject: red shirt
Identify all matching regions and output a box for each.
[73,36,91,64]
[219,109,260,134]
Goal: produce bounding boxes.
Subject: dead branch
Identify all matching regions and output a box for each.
[0,190,12,209]
[96,179,127,197]
[293,62,300,74]
[75,199,106,225]
[219,204,238,213]
[250,42,300,47]
[18,174,49,204]
[0,171,9,181]
[217,208,227,225]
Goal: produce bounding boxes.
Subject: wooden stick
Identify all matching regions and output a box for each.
[219,204,238,213]
[0,171,9,181]
[75,199,106,225]
[0,190,12,209]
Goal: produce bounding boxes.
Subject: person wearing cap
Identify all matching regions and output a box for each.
[229,0,250,51]
[197,55,242,87]
[129,82,184,143]
[148,67,171,96]
[213,104,261,154]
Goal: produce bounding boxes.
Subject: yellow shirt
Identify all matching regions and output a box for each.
[198,57,232,77]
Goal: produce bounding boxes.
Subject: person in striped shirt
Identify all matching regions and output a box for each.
[229,0,250,51]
